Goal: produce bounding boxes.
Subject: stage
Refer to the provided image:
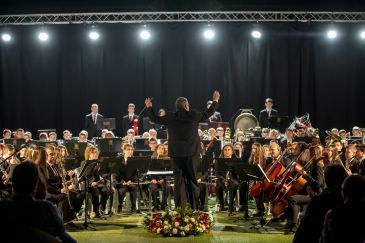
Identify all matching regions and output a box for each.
[68,205,293,243]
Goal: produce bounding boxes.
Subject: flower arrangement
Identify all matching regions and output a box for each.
[143,204,215,237]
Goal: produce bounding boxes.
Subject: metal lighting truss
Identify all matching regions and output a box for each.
[0,11,365,25]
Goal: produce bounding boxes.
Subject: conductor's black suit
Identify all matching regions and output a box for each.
[146,101,218,209]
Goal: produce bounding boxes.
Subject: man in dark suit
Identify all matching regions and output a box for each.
[258,98,278,128]
[145,91,220,210]
[121,103,139,136]
[206,100,222,122]
[85,103,103,138]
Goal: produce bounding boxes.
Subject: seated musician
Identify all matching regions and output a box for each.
[216,144,239,212]
[216,127,224,140]
[148,138,158,151]
[44,145,79,224]
[233,142,244,159]
[323,144,342,166]
[0,145,21,197]
[78,130,88,143]
[284,144,325,234]
[344,144,359,175]
[149,144,169,211]
[255,140,291,217]
[82,145,111,217]
[2,129,12,139]
[116,143,138,213]
[124,129,135,145]
[248,143,266,217]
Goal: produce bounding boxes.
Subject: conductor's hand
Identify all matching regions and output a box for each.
[145,98,153,108]
[212,90,220,102]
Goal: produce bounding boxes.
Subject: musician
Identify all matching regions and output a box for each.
[333,140,346,163]
[49,132,57,142]
[85,103,104,138]
[121,103,139,136]
[3,145,21,184]
[262,144,270,159]
[148,138,158,151]
[233,142,244,159]
[323,145,342,166]
[63,130,72,140]
[149,144,169,211]
[216,144,236,211]
[344,144,359,174]
[2,129,11,139]
[259,98,278,128]
[208,128,216,140]
[14,128,25,139]
[261,128,270,139]
[145,90,220,210]
[82,145,110,218]
[355,144,365,176]
[124,129,135,145]
[24,131,32,142]
[78,130,88,142]
[39,132,49,141]
[149,129,157,139]
[282,129,295,145]
[285,145,325,234]
[352,126,362,137]
[206,100,222,122]
[116,143,138,213]
[216,127,224,140]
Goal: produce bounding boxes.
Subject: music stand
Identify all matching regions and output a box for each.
[134,150,153,157]
[293,136,312,144]
[64,141,88,158]
[269,115,289,133]
[134,138,150,150]
[97,118,116,131]
[125,157,151,213]
[147,159,173,213]
[78,160,99,229]
[99,157,123,216]
[96,137,122,156]
[30,140,59,147]
[64,157,82,171]
[3,138,26,149]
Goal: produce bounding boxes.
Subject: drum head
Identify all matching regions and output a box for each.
[234,113,258,133]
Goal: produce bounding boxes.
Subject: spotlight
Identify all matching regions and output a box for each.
[38,32,49,42]
[203,29,215,40]
[1,33,11,42]
[139,30,151,40]
[89,31,100,40]
[360,31,365,39]
[327,30,337,39]
[251,30,262,39]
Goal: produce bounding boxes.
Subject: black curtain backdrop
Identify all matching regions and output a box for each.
[0,22,364,136]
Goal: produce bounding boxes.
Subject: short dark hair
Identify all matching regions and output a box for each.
[342,174,365,201]
[324,164,348,189]
[356,144,365,153]
[175,97,188,110]
[12,161,39,195]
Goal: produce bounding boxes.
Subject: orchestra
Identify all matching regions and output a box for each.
[0,99,364,236]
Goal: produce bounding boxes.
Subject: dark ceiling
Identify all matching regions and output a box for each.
[1,0,365,15]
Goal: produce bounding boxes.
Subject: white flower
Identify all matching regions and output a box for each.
[184,216,189,223]
[164,225,169,230]
[172,211,178,216]
[172,228,178,234]
[183,225,190,232]
[161,212,166,217]
[174,221,180,227]
[157,228,161,234]
[190,218,196,223]
[180,231,186,237]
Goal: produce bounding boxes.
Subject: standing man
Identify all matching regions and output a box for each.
[85,104,103,138]
[145,91,220,210]
[259,98,278,128]
[121,103,139,136]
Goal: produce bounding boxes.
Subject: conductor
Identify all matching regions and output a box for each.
[145,91,220,210]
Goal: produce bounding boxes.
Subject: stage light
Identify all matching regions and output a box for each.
[1,33,11,42]
[251,30,262,39]
[203,29,215,40]
[360,31,365,39]
[89,31,100,40]
[38,32,49,42]
[139,30,151,40]
[327,30,337,39]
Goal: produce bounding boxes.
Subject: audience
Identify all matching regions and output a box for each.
[293,164,348,243]
[320,174,365,243]
[0,161,76,243]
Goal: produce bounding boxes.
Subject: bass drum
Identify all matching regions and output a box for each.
[234,112,258,133]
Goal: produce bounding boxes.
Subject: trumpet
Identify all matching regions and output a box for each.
[224,127,232,145]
